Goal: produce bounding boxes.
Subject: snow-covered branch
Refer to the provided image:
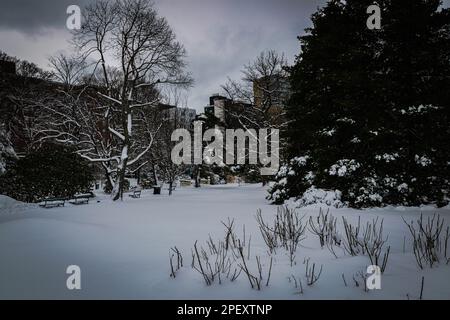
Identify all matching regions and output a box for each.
[108,127,125,141]
[97,92,122,105]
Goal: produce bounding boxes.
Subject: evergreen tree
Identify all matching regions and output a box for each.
[269,0,450,208]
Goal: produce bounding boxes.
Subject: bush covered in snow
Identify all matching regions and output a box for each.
[291,187,346,208]
[268,151,449,208]
[0,144,94,202]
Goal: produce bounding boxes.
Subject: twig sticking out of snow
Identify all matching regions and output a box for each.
[169,246,183,278]
[353,274,360,288]
[256,256,263,281]
[169,254,176,278]
[342,216,390,273]
[186,220,273,290]
[304,258,323,286]
[230,267,242,282]
[361,219,390,273]
[308,208,341,258]
[288,275,303,295]
[342,273,348,287]
[444,226,449,264]
[266,257,273,287]
[256,210,278,254]
[353,270,368,292]
[361,271,368,292]
[193,241,212,286]
[308,208,341,247]
[222,218,238,251]
[342,216,362,256]
[406,277,426,300]
[420,276,425,300]
[256,206,307,265]
[235,246,264,290]
[171,246,183,269]
[237,245,254,289]
[402,213,448,269]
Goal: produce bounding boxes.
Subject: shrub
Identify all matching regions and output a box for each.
[0,144,94,202]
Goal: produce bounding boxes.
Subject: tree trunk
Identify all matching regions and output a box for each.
[111,167,125,201]
[152,163,159,186]
[136,168,141,185]
[112,103,131,201]
[112,143,129,201]
[195,166,201,188]
[169,181,173,196]
[101,162,115,194]
[261,174,269,187]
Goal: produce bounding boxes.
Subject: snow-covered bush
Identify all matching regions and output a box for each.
[328,159,361,177]
[269,150,450,208]
[295,187,346,208]
[267,156,312,204]
[0,144,94,202]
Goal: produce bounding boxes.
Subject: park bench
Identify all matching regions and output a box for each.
[179,179,192,187]
[129,189,142,198]
[70,194,91,205]
[39,197,66,208]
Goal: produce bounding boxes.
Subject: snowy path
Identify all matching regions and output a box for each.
[0,185,449,299]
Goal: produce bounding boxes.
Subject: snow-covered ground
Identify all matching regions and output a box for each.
[0,185,449,300]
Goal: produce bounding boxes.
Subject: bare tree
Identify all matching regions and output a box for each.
[41,0,192,200]
[0,50,53,80]
[4,79,64,154]
[161,109,193,195]
[5,92,48,153]
[221,51,289,184]
[222,50,290,131]
[151,88,192,195]
[48,53,87,87]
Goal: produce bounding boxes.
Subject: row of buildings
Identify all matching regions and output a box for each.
[203,76,290,128]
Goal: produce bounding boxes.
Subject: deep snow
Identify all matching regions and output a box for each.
[0,184,449,299]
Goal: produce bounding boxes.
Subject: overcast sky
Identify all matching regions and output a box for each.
[0,0,448,112]
[0,0,327,111]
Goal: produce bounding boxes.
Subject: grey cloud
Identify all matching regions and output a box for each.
[154,0,327,109]
[0,0,94,33]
